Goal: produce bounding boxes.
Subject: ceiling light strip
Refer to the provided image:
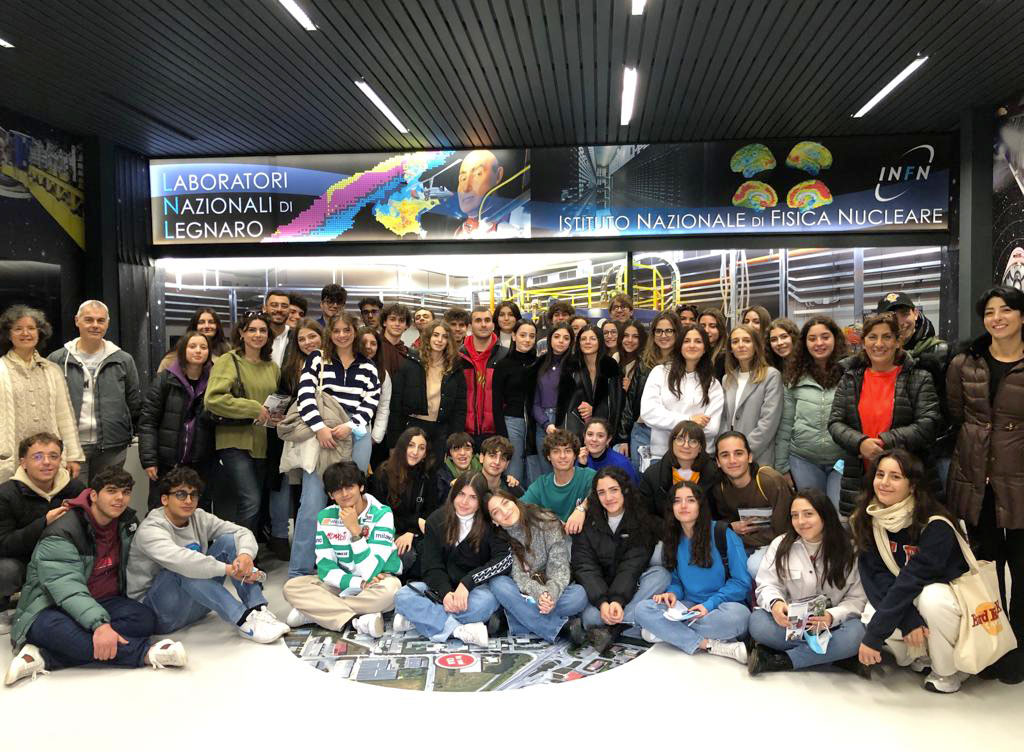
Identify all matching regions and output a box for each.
[621,67,638,126]
[278,0,317,31]
[853,56,928,118]
[355,80,409,134]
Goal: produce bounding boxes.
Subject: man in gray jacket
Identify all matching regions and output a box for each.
[47,300,141,483]
[126,467,290,644]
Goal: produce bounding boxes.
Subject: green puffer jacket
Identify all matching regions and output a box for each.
[775,375,844,474]
[10,501,139,650]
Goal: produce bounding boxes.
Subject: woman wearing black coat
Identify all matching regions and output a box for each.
[561,324,624,441]
[828,313,941,517]
[138,330,214,509]
[571,466,669,653]
[637,420,720,523]
[386,320,467,463]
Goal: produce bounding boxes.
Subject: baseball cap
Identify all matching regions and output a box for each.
[321,284,347,303]
[875,291,915,313]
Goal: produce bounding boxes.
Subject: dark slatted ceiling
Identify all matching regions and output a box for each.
[1,0,1022,157]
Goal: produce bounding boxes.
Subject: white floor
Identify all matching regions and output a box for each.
[2,552,1021,751]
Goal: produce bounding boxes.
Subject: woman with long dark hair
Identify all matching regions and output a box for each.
[621,313,678,470]
[602,319,621,360]
[640,323,723,460]
[371,427,438,574]
[698,308,728,379]
[530,323,573,476]
[634,481,751,662]
[722,323,782,468]
[748,488,867,675]
[493,318,538,483]
[387,320,466,463]
[775,316,848,507]
[139,330,214,509]
[946,285,1024,684]
[357,326,391,469]
[571,466,669,653]
[157,308,230,372]
[486,491,588,642]
[494,300,522,351]
[829,313,940,517]
[562,324,622,440]
[766,317,800,374]
[392,472,511,647]
[741,305,773,346]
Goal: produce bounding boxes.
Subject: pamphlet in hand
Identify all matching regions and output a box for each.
[738,507,773,527]
[255,394,291,425]
[785,594,830,640]
[663,604,700,622]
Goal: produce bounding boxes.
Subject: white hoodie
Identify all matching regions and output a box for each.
[639,364,724,459]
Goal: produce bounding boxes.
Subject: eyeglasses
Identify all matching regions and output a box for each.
[170,489,200,501]
[30,452,61,462]
[610,304,630,311]
[654,328,676,336]
[673,436,701,447]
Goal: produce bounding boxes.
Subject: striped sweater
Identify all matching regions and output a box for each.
[315,493,401,592]
[298,350,380,432]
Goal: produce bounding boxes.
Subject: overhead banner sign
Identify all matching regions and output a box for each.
[150,135,950,245]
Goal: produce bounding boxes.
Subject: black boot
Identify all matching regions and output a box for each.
[269,537,291,561]
[747,644,793,676]
[486,610,508,638]
[586,624,623,654]
[835,655,874,680]
[560,617,586,646]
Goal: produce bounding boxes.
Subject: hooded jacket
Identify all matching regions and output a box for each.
[10,488,139,649]
[459,333,507,437]
[775,373,845,473]
[903,313,953,452]
[571,502,657,608]
[828,352,941,516]
[48,338,141,451]
[0,466,85,562]
[138,360,213,470]
[946,333,1024,528]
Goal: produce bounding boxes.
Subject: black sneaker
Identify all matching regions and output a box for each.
[561,616,585,646]
[486,610,507,638]
[835,655,874,681]
[747,644,793,676]
[586,625,620,654]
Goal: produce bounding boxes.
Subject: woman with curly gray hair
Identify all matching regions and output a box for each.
[0,305,84,482]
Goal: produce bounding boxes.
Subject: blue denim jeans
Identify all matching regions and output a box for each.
[635,599,750,654]
[27,596,156,670]
[581,566,671,637]
[289,469,328,579]
[217,448,266,533]
[143,534,267,632]
[394,582,499,641]
[748,608,865,669]
[351,431,371,473]
[268,474,293,539]
[747,546,767,579]
[504,416,528,485]
[629,422,652,474]
[788,454,842,512]
[489,575,588,642]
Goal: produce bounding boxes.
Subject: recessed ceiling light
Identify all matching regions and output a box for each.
[0,37,14,48]
[621,67,638,126]
[355,80,409,134]
[631,0,647,15]
[278,0,317,31]
[853,55,928,118]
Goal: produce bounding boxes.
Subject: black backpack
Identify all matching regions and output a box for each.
[712,519,731,572]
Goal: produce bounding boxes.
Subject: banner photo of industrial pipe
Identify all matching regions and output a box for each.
[150,135,949,245]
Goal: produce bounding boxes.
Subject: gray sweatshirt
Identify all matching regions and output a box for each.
[506,519,571,602]
[126,507,258,600]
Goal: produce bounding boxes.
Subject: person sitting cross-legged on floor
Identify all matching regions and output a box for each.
[393,472,512,647]
[126,466,289,644]
[283,461,402,637]
[5,468,185,687]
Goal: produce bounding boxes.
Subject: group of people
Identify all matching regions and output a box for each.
[0,281,1021,695]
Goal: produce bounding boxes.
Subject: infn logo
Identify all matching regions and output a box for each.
[875,144,935,202]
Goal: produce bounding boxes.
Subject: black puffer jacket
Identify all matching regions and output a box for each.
[560,355,624,440]
[138,362,213,471]
[385,358,467,449]
[420,507,513,597]
[571,502,656,608]
[637,451,720,524]
[370,463,440,539]
[828,352,940,515]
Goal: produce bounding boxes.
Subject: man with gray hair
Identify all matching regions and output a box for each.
[48,301,140,483]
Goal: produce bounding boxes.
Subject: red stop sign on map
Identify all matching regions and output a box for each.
[435,653,478,669]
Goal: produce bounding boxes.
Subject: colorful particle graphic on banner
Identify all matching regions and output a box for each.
[270,151,452,240]
[787,180,833,211]
[732,180,778,211]
[729,144,776,178]
[786,141,833,175]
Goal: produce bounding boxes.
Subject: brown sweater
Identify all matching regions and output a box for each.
[711,465,794,549]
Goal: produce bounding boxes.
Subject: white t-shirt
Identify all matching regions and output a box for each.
[607,511,624,534]
[735,370,751,404]
[457,512,475,544]
[74,343,107,445]
[271,327,291,368]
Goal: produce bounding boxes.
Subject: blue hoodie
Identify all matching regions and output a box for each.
[667,521,750,612]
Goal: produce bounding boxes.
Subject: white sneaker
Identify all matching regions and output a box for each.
[923,671,966,694]
[640,628,663,644]
[705,638,748,664]
[452,622,489,648]
[146,639,187,669]
[391,611,415,633]
[238,608,290,643]
[0,608,14,635]
[285,608,314,628]
[352,612,384,638]
[4,644,47,686]
[910,655,932,673]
